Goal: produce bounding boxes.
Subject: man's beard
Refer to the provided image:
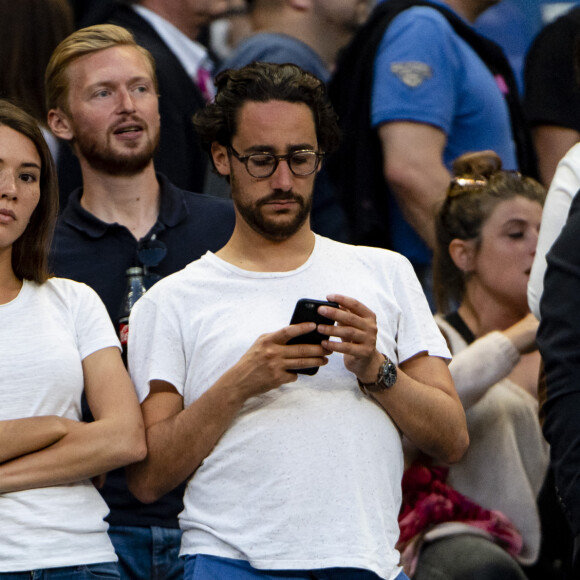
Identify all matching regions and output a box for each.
[234,188,312,242]
[74,126,159,177]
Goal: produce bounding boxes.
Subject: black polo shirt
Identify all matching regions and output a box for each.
[50,173,235,528]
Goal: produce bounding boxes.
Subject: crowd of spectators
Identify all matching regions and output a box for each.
[2,0,580,579]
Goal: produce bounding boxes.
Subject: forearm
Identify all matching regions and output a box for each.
[378,122,450,249]
[372,364,468,464]
[449,331,520,410]
[0,416,70,464]
[127,321,331,503]
[127,374,249,503]
[0,417,145,493]
[318,295,467,463]
[387,174,448,249]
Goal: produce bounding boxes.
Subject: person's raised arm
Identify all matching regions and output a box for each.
[0,347,146,493]
[127,321,332,503]
[319,294,468,464]
[378,121,450,250]
[444,313,538,410]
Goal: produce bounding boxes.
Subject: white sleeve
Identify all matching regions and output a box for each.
[128,294,186,403]
[391,255,451,363]
[63,280,120,359]
[528,144,580,318]
[447,331,520,410]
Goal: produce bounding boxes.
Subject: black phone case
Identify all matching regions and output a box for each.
[287,299,338,375]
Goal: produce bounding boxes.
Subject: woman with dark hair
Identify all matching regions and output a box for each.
[398,151,548,580]
[0,100,146,578]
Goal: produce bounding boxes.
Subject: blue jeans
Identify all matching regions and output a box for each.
[184,555,411,580]
[0,563,119,579]
[108,525,183,580]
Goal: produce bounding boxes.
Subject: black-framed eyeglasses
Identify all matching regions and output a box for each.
[137,234,167,288]
[228,145,324,178]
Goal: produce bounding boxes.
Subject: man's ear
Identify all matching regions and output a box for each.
[288,0,312,10]
[47,108,74,141]
[211,142,231,177]
[448,238,476,273]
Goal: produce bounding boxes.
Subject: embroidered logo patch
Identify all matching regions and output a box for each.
[390,62,432,88]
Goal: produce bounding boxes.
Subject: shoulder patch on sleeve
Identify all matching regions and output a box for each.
[390,62,433,88]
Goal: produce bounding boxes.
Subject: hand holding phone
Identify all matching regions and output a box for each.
[287,298,338,375]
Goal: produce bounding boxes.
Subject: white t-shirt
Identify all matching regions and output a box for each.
[528,142,580,319]
[0,278,120,572]
[129,235,450,580]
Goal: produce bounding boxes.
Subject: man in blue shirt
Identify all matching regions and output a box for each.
[328,0,535,300]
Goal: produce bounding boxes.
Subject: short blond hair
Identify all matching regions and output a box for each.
[45,24,157,112]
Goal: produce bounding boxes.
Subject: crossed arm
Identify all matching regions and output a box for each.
[0,416,75,464]
[0,347,146,493]
[127,295,468,503]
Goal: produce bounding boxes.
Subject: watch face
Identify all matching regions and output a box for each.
[357,356,398,394]
[380,360,397,389]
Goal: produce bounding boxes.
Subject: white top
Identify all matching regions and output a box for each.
[433,315,549,564]
[528,142,580,319]
[129,235,450,580]
[0,278,120,571]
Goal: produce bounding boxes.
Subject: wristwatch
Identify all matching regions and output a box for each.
[357,354,398,395]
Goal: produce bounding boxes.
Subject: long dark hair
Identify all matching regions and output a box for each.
[433,150,545,313]
[0,100,59,283]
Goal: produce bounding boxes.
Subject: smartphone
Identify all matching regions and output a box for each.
[287,298,339,375]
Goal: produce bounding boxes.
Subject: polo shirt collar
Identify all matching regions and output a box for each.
[60,173,188,239]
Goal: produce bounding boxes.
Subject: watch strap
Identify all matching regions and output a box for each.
[357,354,397,395]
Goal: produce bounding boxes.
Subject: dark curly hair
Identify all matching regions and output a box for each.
[193,62,340,170]
[433,150,545,313]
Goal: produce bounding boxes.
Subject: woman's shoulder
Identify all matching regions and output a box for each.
[323,237,412,268]
[42,276,99,298]
[36,277,105,314]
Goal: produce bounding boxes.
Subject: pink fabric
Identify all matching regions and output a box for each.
[196,67,213,102]
[397,463,523,576]
[494,74,510,95]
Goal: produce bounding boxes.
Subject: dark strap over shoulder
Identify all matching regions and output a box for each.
[326,0,537,249]
[444,311,476,345]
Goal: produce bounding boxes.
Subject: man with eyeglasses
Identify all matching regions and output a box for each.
[46,24,235,580]
[126,62,468,580]
[204,0,375,242]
